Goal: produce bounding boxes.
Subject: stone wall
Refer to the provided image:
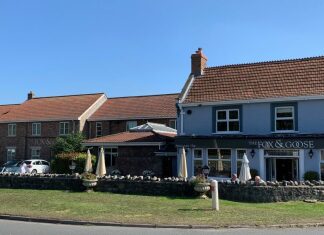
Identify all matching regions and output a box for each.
[0,174,324,202]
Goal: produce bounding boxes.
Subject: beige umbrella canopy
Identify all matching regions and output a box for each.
[178,147,188,178]
[96,147,107,177]
[84,149,93,173]
[239,153,252,183]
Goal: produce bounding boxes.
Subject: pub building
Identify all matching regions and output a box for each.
[176,48,324,181]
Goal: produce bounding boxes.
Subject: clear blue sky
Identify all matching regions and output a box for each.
[1,0,324,104]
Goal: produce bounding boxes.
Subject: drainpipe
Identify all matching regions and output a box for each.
[179,105,185,135]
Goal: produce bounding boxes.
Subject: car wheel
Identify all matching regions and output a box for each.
[31,169,37,174]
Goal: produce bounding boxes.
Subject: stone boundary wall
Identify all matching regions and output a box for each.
[0,174,324,202]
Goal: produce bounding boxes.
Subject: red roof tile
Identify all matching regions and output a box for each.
[89,94,179,121]
[0,104,19,117]
[183,56,324,104]
[84,131,175,144]
[0,93,105,123]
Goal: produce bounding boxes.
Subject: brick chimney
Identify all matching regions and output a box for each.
[27,91,35,100]
[191,48,208,76]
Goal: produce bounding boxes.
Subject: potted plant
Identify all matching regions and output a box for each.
[81,172,98,192]
[191,174,210,199]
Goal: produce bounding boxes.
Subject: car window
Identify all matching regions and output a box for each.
[35,161,41,165]
[24,161,32,165]
[41,161,49,166]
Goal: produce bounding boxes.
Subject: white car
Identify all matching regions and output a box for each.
[23,159,50,174]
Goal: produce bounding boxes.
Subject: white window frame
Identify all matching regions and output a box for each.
[126,121,137,131]
[8,123,16,137]
[6,147,16,161]
[96,122,102,137]
[32,123,41,136]
[192,148,203,176]
[59,122,69,136]
[274,106,295,132]
[216,109,240,133]
[207,148,232,178]
[31,147,41,159]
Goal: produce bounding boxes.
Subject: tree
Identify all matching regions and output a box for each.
[51,132,85,155]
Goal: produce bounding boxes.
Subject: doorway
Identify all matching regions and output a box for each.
[266,158,299,181]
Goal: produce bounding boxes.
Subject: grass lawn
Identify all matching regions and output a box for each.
[0,189,323,226]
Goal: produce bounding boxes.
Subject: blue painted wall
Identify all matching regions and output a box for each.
[180,99,324,135]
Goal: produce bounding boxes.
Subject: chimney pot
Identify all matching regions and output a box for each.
[28,91,35,100]
[191,48,208,76]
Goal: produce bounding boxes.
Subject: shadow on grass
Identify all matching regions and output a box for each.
[178,208,213,212]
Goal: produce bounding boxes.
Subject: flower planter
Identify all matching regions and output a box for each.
[82,179,98,192]
[194,182,211,199]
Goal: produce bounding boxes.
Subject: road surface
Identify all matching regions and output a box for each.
[0,219,323,235]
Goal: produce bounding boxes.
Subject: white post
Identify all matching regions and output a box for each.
[211,180,219,211]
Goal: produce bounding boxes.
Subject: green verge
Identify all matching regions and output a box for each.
[0,189,323,226]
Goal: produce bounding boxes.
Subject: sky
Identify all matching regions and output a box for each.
[1,0,324,104]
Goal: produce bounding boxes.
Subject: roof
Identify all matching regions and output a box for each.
[0,93,105,123]
[83,131,176,146]
[89,93,179,121]
[130,122,177,134]
[0,104,19,117]
[182,56,324,104]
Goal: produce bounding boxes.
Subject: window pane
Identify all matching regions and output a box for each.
[208,160,231,178]
[217,111,226,120]
[237,150,246,160]
[276,107,293,118]
[321,163,324,181]
[208,149,218,159]
[217,122,227,132]
[219,149,231,160]
[229,121,239,131]
[193,149,202,159]
[321,151,324,161]
[229,110,238,119]
[276,120,294,131]
[193,160,203,176]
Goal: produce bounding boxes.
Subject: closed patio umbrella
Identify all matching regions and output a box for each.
[96,147,106,177]
[239,153,251,183]
[178,147,188,178]
[84,149,93,173]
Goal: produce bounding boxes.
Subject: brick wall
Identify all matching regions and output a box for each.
[0,120,83,164]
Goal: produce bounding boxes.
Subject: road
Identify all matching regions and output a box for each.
[0,220,323,235]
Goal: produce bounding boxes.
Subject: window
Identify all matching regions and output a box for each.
[7,148,16,161]
[31,148,41,159]
[96,122,102,137]
[169,120,177,129]
[59,122,69,135]
[275,106,295,131]
[193,149,203,176]
[8,124,16,136]
[216,109,240,132]
[321,151,324,181]
[104,147,118,167]
[126,121,137,131]
[236,149,246,176]
[207,149,231,178]
[32,123,41,136]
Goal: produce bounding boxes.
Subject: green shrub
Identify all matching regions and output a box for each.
[304,171,319,181]
[51,132,85,155]
[51,152,97,174]
[250,168,259,179]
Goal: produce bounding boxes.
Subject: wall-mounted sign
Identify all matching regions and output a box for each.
[248,140,315,149]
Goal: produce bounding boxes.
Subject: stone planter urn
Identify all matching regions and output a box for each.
[82,179,98,192]
[194,182,210,199]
